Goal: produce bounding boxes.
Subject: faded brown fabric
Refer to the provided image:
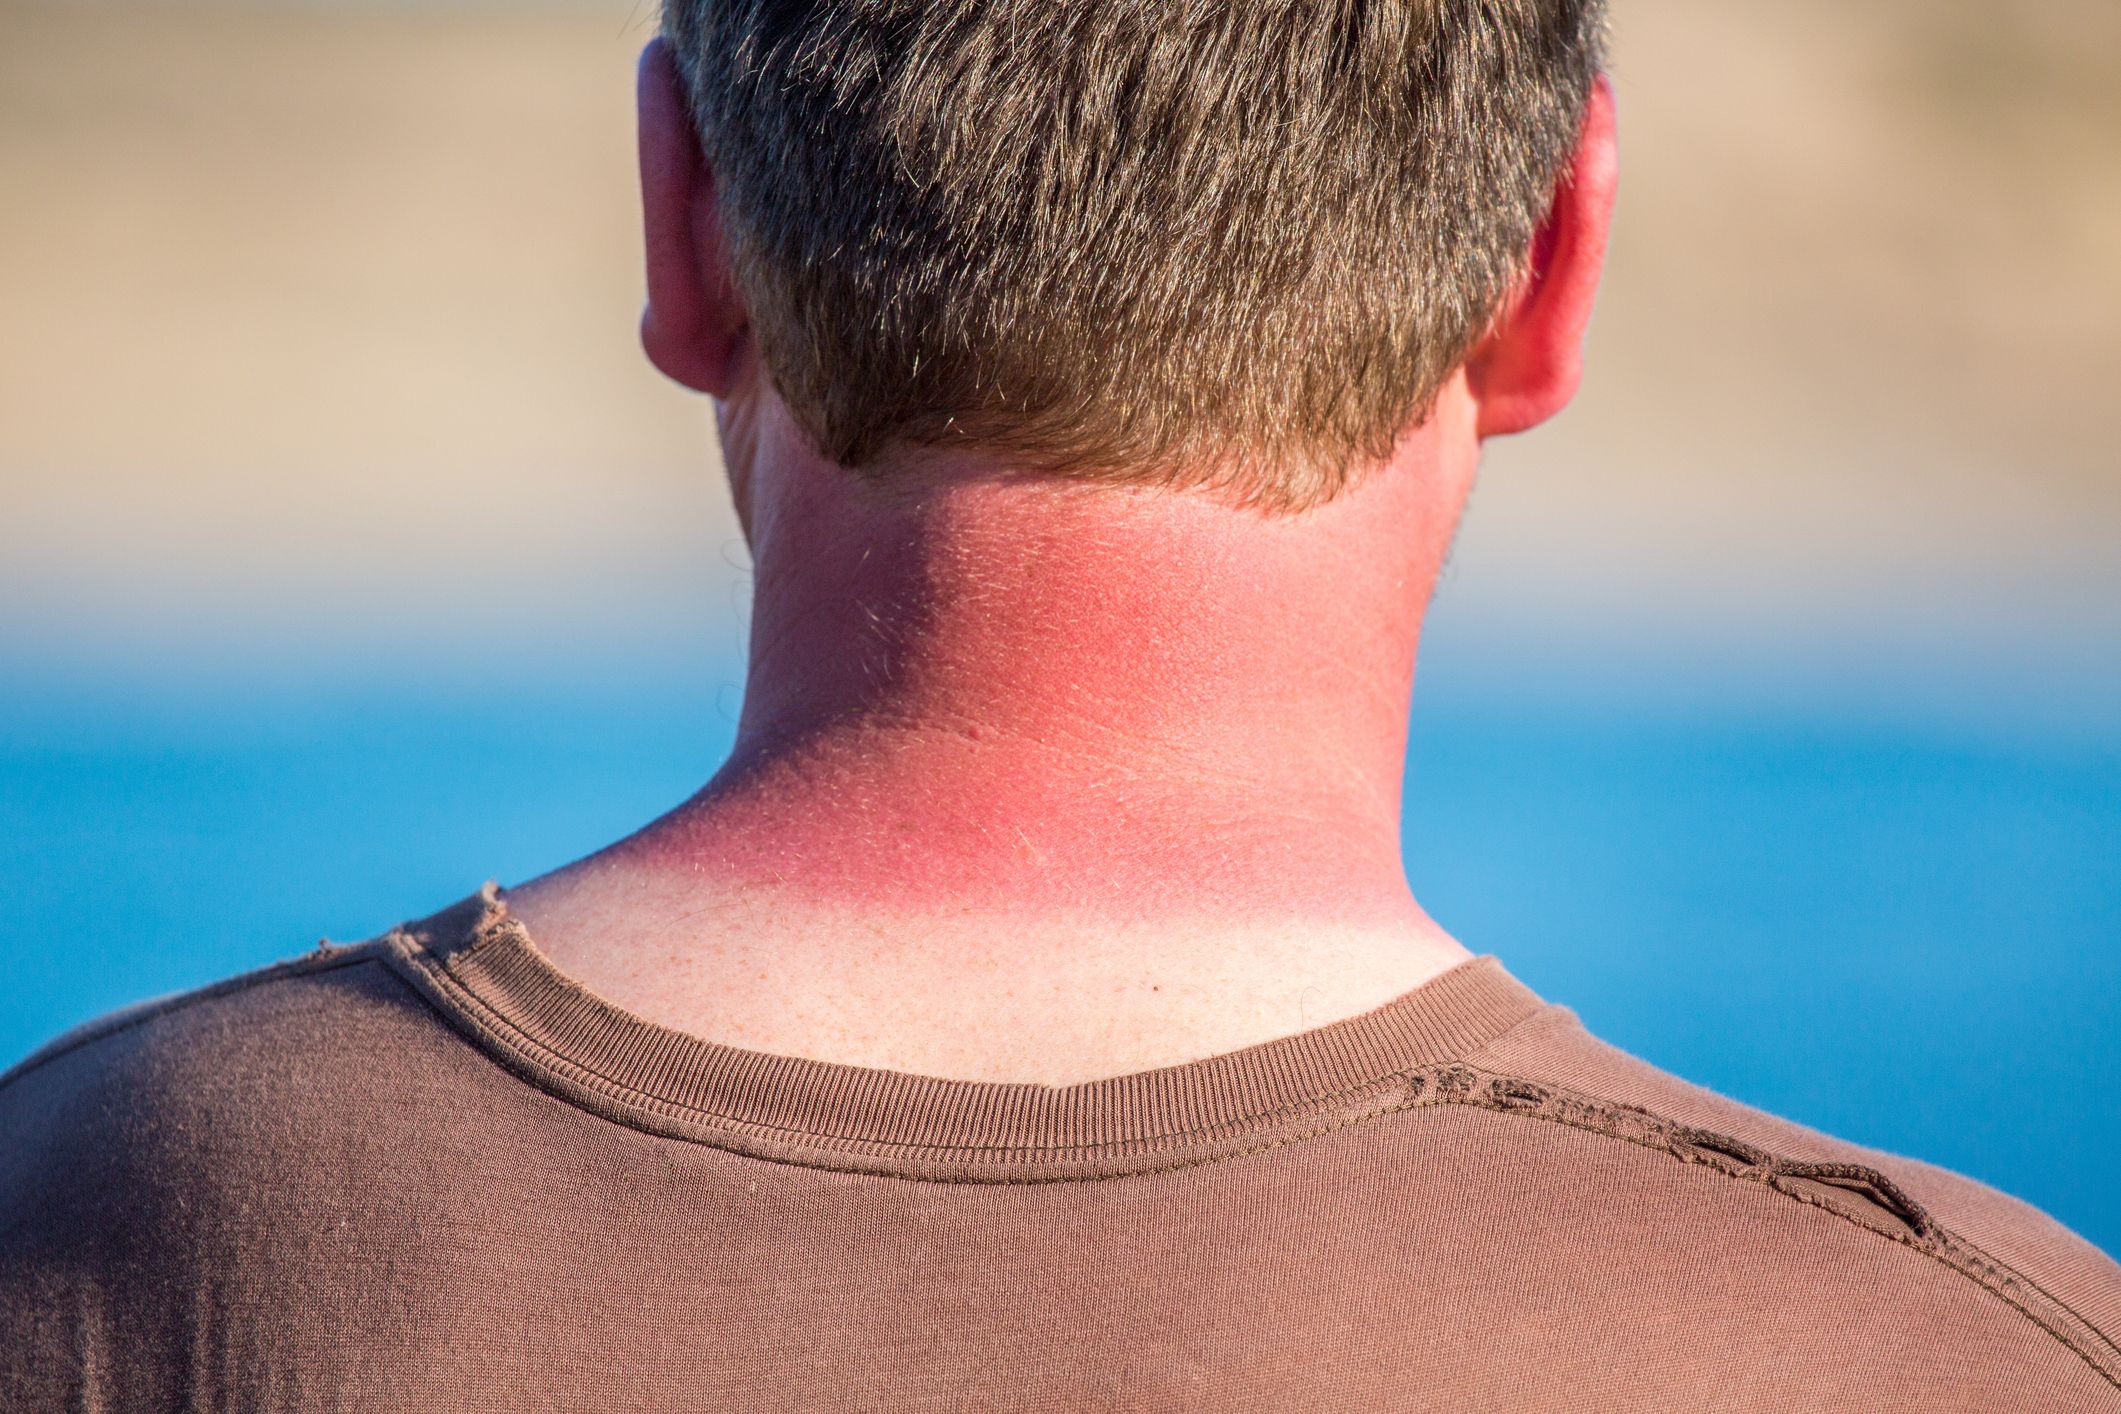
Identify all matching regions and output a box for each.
[3,888,2117,1411]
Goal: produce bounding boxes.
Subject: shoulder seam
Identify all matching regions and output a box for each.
[0,943,387,1094]
[363,943,2121,1396]
[1409,1063,2121,1396]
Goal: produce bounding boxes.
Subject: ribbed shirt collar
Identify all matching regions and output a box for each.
[379,885,1549,1181]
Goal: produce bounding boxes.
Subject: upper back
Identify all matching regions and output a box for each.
[5,896,2118,1411]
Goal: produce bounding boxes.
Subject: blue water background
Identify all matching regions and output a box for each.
[2,640,2115,1254]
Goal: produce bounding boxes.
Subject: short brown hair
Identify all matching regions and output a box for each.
[663,0,1606,511]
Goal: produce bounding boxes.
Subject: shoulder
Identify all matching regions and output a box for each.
[0,890,501,1139]
[1455,1002,2121,1397]
[0,905,528,1407]
[3,940,386,1098]
[0,935,454,1254]
[2,936,415,1123]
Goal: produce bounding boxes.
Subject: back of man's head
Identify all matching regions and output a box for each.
[661,0,1607,511]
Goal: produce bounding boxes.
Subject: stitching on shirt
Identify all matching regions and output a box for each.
[0,943,380,1094]
[413,903,1558,1155]
[1409,1064,2121,1395]
[395,935,1426,1183]
[378,938,2121,1393]
[1428,1066,2120,1365]
[1459,1016,2121,1380]
[16,924,2110,1393]
[381,937,1431,1156]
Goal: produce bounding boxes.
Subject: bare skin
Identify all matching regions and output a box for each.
[502,43,1618,1086]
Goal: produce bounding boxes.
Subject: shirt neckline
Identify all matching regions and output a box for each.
[376,884,1550,1182]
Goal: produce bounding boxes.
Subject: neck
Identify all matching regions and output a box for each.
[502,393,1484,1080]
[672,394,1473,927]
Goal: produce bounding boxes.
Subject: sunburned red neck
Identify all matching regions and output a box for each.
[620,390,1481,928]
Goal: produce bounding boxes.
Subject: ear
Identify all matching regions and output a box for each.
[1466,75,1618,438]
[638,38,748,396]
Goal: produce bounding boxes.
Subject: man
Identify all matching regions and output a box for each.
[3,0,2116,1407]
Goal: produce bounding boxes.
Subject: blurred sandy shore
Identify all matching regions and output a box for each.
[1,0,2116,675]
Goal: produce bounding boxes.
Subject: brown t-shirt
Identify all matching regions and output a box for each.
[4,889,2118,1411]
